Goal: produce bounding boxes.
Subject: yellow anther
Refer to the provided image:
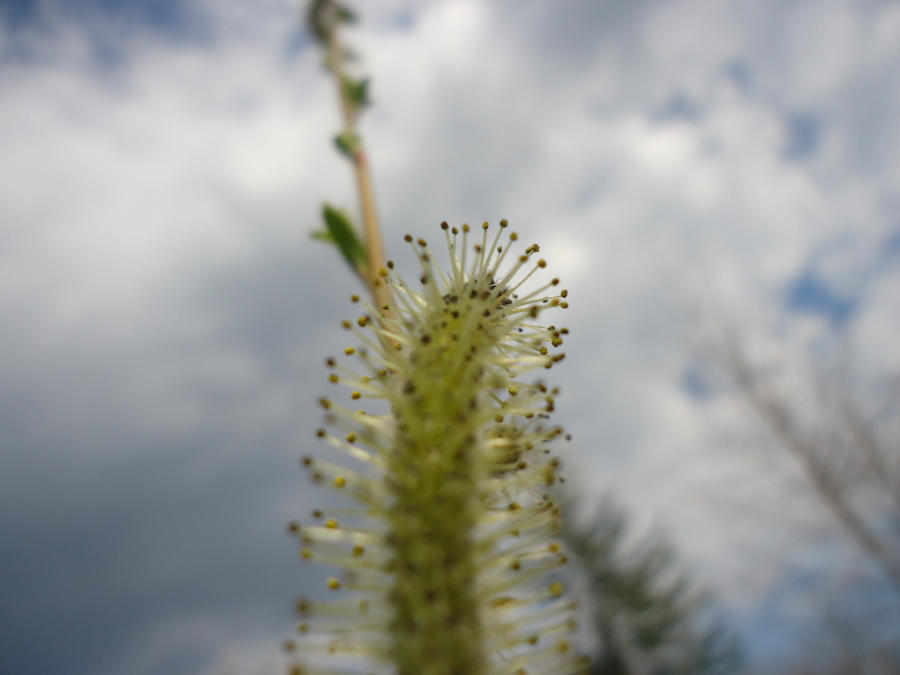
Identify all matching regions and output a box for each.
[327,577,341,590]
[325,518,339,529]
[345,347,355,355]
[334,476,346,488]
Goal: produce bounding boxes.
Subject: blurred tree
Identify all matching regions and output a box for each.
[715,331,900,671]
[562,496,741,674]
[721,334,900,590]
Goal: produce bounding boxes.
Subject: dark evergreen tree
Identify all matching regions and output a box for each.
[561,496,741,674]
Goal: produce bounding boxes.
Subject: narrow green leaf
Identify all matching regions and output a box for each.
[335,4,357,23]
[322,203,367,271]
[306,1,356,43]
[333,131,361,159]
[342,75,370,109]
[306,0,330,42]
[310,228,334,243]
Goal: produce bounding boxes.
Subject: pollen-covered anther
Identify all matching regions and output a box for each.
[327,577,341,590]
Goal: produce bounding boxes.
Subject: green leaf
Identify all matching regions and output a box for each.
[333,131,361,159]
[321,203,367,272]
[305,1,356,43]
[310,228,334,243]
[342,75,370,109]
[306,0,331,42]
[335,4,357,23]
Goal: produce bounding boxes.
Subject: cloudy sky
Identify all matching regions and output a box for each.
[2,0,899,673]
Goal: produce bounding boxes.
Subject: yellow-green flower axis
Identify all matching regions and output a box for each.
[287,221,588,675]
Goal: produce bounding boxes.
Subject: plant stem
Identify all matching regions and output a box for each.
[325,24,392,314]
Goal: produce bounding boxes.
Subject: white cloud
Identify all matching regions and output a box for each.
[2,1,899,672]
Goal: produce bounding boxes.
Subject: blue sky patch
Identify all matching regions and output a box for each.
[2,0,205,41]
[651,90,703,123]
[724,60,753,93]
[680,363,714,402]
[785,267,856,327]
[782,112,822,160]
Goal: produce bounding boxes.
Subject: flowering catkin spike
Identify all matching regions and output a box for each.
[288,221,586,674]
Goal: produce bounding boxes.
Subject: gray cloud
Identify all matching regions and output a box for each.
[2,1,899,673]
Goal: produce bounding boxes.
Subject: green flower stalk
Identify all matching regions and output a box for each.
[286,220,588,674]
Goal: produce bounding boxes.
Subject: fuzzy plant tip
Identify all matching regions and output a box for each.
[286,220,588,675]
